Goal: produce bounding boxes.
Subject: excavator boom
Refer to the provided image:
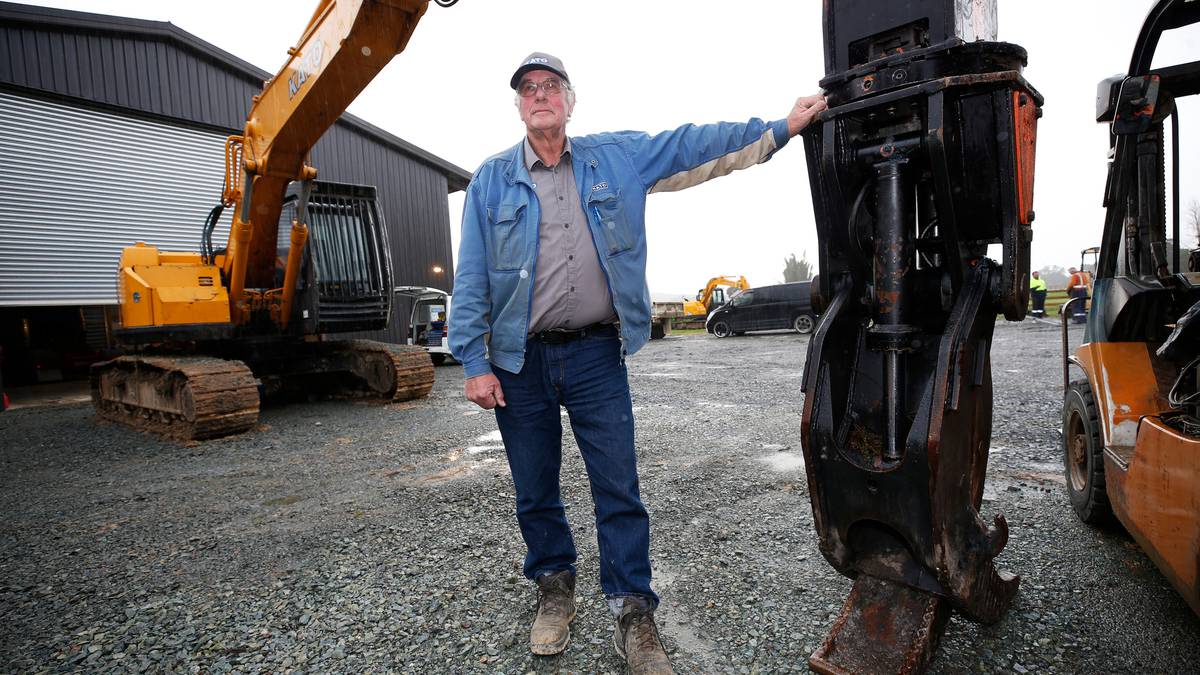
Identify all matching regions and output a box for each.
[226,0,429,309]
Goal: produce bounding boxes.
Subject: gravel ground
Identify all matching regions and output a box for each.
[1,320,1197,674]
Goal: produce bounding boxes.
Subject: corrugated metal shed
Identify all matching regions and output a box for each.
[0,90,232,305]
[0,1,470,344]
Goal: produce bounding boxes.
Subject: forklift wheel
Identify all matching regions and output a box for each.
[430,353,447,366]
[1062,379,1114,525]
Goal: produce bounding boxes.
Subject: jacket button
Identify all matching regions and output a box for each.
[519,269,529,279]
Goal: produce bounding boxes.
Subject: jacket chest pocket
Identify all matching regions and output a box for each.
[587,189,634,257]
[486,202,527,271]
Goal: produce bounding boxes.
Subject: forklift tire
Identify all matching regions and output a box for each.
[430,353,447,366]
[1062,379,1114,525]
[712,321,732,338]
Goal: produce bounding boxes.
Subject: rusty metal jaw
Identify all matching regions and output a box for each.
[801,263,1019,672]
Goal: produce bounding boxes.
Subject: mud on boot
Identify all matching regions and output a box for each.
[530,571,576,655]
[613,597,673,674]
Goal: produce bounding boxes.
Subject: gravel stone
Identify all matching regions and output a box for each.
[0,321,1197,672]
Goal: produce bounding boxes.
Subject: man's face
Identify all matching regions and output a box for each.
[1032,272,1039,278]
[517,69,572,135]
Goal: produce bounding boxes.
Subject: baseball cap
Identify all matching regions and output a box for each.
[510,52,570,90]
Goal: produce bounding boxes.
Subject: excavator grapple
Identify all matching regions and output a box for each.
[800,1,1041,671]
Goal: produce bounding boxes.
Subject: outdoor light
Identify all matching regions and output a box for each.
[432,265,444,274]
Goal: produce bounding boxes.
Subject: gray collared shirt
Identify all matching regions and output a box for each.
[524,137,616,333]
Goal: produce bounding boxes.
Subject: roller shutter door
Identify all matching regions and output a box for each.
[0,91,232,306]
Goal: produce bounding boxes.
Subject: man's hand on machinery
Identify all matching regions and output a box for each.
[787,93,828,136]
[465,373,506,410]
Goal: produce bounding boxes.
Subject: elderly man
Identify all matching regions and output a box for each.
[449,51,825,673]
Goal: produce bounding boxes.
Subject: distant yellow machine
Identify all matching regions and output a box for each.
[682,275,750,317]
[92,0,462,440]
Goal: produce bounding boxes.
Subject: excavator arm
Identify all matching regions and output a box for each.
[222,0,432,323]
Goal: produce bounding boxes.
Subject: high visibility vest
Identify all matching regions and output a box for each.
[1069,272,1089,290]
[1030,277,1047,292]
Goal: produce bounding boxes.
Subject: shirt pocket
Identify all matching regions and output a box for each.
[486,202,528,271]
[587,189,635,257]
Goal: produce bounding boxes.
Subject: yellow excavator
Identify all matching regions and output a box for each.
[682,275,750,318]
[91,0,460,440]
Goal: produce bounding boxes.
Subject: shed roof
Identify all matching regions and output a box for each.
[0,1,472,191]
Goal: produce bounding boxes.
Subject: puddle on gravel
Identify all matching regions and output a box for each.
[757,452,806,472]
[466,430,504,455]
[651,566,722,665]
[389,431,508,486]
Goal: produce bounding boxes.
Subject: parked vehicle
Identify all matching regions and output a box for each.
[705,281,816,337]
[1061,0,1200,617]
[395,286,454,366]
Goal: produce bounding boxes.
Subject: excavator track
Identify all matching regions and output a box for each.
[90,342,432,441]
[90,356,260,441]
[332,340,435,402]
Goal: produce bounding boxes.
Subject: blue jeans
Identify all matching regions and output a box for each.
[493,327,657,606]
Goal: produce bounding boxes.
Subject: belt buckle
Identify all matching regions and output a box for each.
[538,327,586,344]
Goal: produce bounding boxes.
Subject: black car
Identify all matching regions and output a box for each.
[705,281,817,337]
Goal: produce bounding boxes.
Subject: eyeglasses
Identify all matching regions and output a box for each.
[517,78,566,98]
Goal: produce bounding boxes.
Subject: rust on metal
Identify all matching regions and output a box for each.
[803,5,1040,670]
[90,341,433,442]
[809,575,950,675]
[90,356,260,441]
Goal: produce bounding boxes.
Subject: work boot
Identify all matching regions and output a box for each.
[613,597,673,674]
[530,571,576,655]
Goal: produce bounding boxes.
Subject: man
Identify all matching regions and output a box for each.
[1029,270,1047,319]
[449,51,826,673]
[1067,266,1089,324]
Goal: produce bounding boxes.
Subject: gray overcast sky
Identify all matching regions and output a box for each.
[18,0,1199,296]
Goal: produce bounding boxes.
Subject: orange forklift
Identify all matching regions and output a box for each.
[1061,0,1200,617]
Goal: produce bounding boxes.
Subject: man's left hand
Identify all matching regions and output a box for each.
[787,94,828,137]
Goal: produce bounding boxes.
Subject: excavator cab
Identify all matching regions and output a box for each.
[277,181,394,336]
[1061,0,1200,617]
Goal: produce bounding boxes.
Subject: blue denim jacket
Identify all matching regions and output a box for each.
[450,118,791,378]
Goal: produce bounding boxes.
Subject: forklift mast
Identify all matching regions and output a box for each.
[800,1,1042,671]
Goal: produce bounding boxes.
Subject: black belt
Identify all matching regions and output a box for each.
[529,323,616,344]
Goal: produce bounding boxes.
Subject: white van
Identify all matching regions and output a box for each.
[394,286,454,366]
